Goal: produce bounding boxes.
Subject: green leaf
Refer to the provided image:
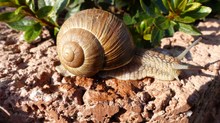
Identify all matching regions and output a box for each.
[145,17,154,27]
[65,4,81,19]
[14,6,27,14]
[139,20,147,33]
[15,0,25,5]
[166,0,175,12]
[194,0,209,2]
[165,22,175,36]
[53,0,69,14]
[49,0,69,23]
[0,0,16,6]
[182,6,212,19]
[26,0,35,12]
[36,6,53,19]
[67,0,84,9]
[143,34,151,40]
[135,16,153,34]
[0,0,9,2]
[154,16,170,30]
[13,0,20,5]
[170,0,177,11]
[8,0,20,5]
[184,2,201,12]
[47,0,69,25]
[151,27,164,46]
[7,18,36,31]
[162,0,169,11]
[24,23,42,43]
[132,11,142,21]
[174,15,195,23]
[123,13,136,25]
[0,12,24,22]
[140,0,161,17]
[38,0,46,8]
[46,16,58,26]
[171,0,180,9]
[178,23,201,35]
[140,0,148,13]
[114,0,129,8]
[38,0,55,9]
[54,27,59,36]
[170,0,187,12]
[155,0,168,14]
[177,0,187,11]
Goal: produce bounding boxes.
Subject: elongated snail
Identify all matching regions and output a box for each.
[56,9,202,81]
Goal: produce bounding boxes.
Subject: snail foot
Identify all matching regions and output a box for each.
[55,65,76,77]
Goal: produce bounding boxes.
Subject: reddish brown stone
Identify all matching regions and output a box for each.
[1,18,220,122]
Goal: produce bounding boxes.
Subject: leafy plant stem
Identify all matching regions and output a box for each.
[167,12,175,20]
[22,6,59,29]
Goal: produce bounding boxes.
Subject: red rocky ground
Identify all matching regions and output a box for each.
[0,18,220,123]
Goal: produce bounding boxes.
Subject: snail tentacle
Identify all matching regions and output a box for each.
[176,37,202,60]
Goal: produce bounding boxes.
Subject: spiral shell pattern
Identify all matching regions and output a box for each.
[57,9,135,76]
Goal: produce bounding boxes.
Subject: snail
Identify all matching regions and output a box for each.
[56,9,202,81]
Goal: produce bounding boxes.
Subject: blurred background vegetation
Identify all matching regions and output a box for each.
[0,0,218,48]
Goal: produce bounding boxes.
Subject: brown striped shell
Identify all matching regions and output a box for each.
[57,9,135,77]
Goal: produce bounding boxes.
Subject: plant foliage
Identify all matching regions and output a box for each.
[123,0,211,47]
[0,0,212,47]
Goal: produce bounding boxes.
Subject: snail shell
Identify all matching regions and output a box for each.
[57,9,135,76]
[57,9,201,81]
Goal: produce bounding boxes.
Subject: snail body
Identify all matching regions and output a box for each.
[57,9,201,81]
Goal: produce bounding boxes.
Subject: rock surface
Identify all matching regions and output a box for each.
[0,19,220,123]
